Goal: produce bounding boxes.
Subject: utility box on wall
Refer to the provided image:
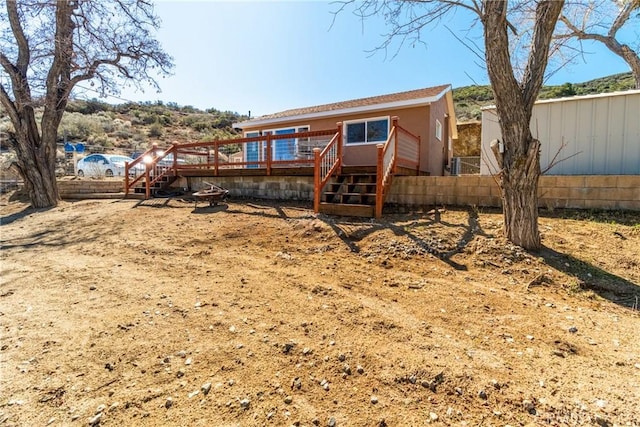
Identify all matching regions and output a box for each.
[480,90,640,176]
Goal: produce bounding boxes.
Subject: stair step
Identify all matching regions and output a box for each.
[319,203,375,217]
[324,192,376,197]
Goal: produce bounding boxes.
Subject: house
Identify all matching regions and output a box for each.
[480,90,640,175]
[233,84,458,176]
[127,85,458,217]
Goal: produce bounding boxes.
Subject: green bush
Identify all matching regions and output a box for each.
[148,123,164,138]
[58,112,110,140]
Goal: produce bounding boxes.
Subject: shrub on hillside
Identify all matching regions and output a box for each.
[148,123,164,138]
[66,99,113,115]
[58,112,110,141]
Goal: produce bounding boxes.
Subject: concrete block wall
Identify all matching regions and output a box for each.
[386,176,502,207]
[58,179,123,196]
[388,175,640,211]
[538,176,639,210]
[186,176,314,201]
[387,175,640,210]
[57,175,638,211]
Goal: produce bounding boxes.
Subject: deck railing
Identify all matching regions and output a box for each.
[125,127,339,197]
[375,117,420,218]
[124,143,180,199]
[313,123,343,212]
[125,118,420,219]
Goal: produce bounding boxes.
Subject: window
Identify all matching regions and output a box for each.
[245,131,261,168]
[435,119,443,141]
[245,126,311,163]
[345,117,389,145]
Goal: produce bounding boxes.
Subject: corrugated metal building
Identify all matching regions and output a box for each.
[480,90,640,175]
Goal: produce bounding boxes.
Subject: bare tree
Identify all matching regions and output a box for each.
[336,0,565,250]
[0,0,173,208]
[558,0,640,88]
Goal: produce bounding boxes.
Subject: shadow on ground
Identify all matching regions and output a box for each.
[540,246,640,309]
[0,206,40,225]
[319,208,494,271]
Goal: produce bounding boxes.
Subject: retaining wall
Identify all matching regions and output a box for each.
[58,179,123,198]
[57,175,639,211]
[185,176,314,201]
[387,175,640,210]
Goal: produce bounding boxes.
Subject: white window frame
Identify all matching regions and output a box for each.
[435,119,443,141]
[343,116,390,146]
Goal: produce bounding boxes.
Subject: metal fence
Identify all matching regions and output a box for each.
[451,156,480,175]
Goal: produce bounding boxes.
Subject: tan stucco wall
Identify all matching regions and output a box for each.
[426,95,449,176]
[241,105,440,174]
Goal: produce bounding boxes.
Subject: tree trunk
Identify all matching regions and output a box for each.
[494,116,542,251]
[482,0,563,251]
[13,123,60,209]
[500,139,541,249]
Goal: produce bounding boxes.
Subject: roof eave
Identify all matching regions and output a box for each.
[234,86,451,130]
[480,88,640,111]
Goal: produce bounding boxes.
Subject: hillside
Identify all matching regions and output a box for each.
[454,71,636,122]
[0,72,635,158]
[58,99,248,155]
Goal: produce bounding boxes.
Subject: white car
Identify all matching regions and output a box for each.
[76,154,142,177]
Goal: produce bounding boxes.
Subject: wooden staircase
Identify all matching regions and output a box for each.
[131,167,178,196]
[319,168,378,217]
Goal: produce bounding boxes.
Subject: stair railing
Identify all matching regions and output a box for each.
[375,126,397,218]
[313,122,343,212]
[375,116,420,218]
[125,143,179,198]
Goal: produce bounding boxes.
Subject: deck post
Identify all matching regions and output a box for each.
[145,163,151,199]
[266,133,272,176]
[375,143,384,219]
[172,144,178,170]
[417,135,421,174]
[313,147,321,213]
[124,162,130,195]
[336,122,343,174]
[214,141,219,177]
[392,116,399,174]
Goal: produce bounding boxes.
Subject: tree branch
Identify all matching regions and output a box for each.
[6,0,30,75]
[609,0,639,38]
[521,1,565,111]
[0,82,20,126]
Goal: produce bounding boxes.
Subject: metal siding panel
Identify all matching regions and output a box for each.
[588,97,606,174]
[564,99,584,175]
[606,95,624,174]
[622,93,640,174]
[537,104,562,173]
[574,98,596,175]
[533,103,552,172]
[482,92,640,176]
[556,100,575,175]
[480,109,501,175]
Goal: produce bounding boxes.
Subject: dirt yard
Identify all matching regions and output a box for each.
[1,195,639,426]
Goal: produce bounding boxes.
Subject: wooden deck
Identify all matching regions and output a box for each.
[125,119,422,218]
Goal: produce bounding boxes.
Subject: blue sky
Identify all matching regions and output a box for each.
[101,1,633,116]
